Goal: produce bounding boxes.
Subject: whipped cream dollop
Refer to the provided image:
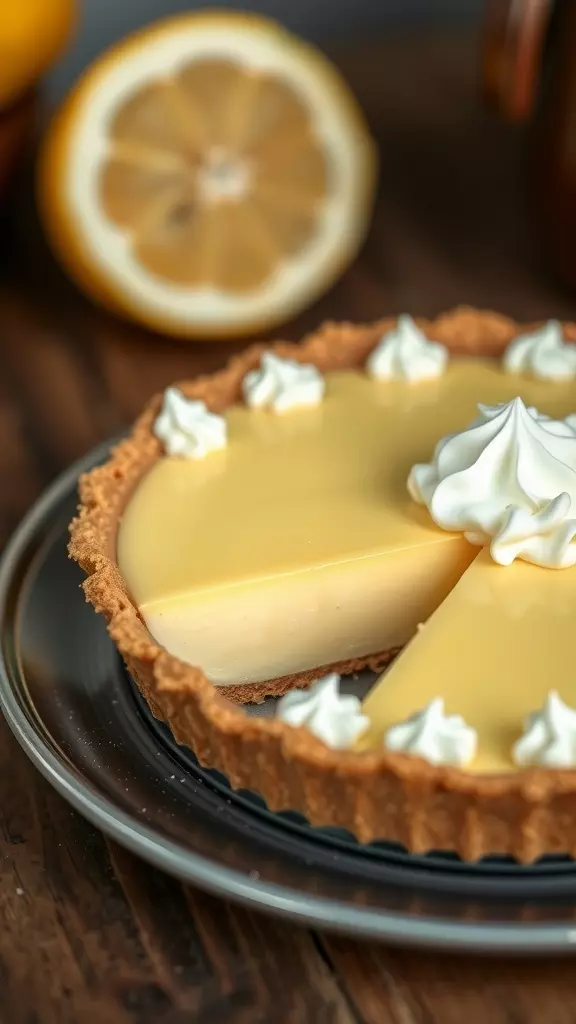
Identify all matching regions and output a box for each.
[154,387,227,459]
[503,320,576,381]
[276,673,369,749]
[491,493,576,568]
[408,398,576,557]
[481,402,576,437]
[366,314,449,382]
[385,698,477,767]
[242,352,325,413]
[513,691,576,767]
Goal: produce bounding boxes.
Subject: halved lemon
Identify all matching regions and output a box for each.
[38,11,377,340]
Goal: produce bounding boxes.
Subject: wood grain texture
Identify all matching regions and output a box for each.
[320,936,576,1024]
[1,26,576,1024]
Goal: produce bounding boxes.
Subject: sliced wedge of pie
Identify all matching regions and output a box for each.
[70,308,576,862]
[362,548,576,772]
[117,368,481,696]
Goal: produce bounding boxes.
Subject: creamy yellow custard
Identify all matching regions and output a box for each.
[117,360,576,686]
[362,549,576,772]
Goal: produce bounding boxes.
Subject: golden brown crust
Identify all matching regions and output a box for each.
[218,649,400,703]
[69,307,576,863]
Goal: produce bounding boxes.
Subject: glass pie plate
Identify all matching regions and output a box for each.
[2,441,576,953]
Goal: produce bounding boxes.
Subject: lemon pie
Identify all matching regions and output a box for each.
[70,308,576,862]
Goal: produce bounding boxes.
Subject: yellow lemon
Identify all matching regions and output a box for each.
[0,0,76,107]
[38,11,377,340]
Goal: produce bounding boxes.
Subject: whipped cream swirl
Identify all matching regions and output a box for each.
[491,493,576,568]
[385,698,477,767]
[366,314,449,382]
[503,320,576,381]
[513,691,576,767]
[154,387,227,459]
[277,674,368,749]
[481,402,576,437]
[408,398,576,556]
[242,352,325,413]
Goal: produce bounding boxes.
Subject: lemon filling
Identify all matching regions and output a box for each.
[118,360,576,739]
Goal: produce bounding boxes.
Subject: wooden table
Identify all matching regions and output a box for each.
[3,27,576,1024]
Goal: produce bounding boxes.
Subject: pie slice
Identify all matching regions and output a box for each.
[117,369,480,696]
[70,308,576,862]
[362,548,576,772]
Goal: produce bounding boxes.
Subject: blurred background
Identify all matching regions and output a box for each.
[0,0,574,500]
[6,0,575,341]
[46,0,483,102]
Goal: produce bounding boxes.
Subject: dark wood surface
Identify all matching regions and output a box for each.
[3,27,576,1024]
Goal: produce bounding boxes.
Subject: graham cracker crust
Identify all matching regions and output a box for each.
[218,649,400,703]
[69,307,576,863]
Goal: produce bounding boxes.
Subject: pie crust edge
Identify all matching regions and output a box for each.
[69,306,576,863]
